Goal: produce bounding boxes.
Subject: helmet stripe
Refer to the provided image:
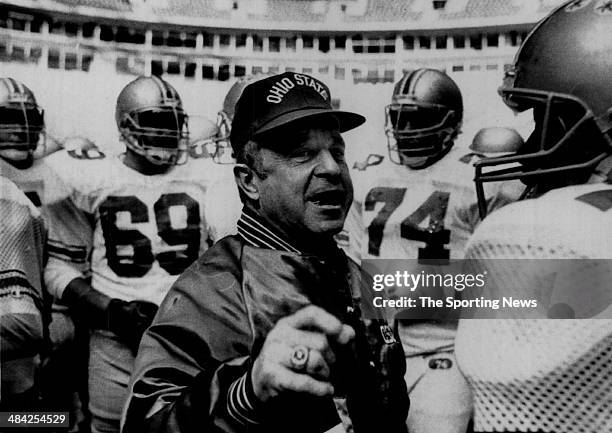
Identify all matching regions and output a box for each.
[5,77,18,96]
[12,77,25,95]
[406,69,427,98]
[5,78,30,133]
[150,75,168,104]
[396,71,411,97]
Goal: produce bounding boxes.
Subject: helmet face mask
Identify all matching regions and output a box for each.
[0,78,45,164]
[116,76,189,167]
[475,89,612,218]
[0,105,44,151]
[386,69,463,169]
[211,110,234,164]
[186,114,231,164]
[120,107,188,166]
[386,101,460,168]
[474,1,612,218]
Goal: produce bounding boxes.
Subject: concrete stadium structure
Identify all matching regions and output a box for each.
[0,0,563,158]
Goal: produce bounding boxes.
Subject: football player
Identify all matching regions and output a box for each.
[0,78,83,270]
[214,73,272,164]
[43,75,231,433]
[455,1,612,432]
[185,115,222,161]
[0,176,47,411]
[0,77,89,428]
[0,77,67,205]
[346,68,523,433]
[458,126,524,164]
[191,74,275,236]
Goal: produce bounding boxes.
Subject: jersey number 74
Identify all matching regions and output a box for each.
[365,187,450,261]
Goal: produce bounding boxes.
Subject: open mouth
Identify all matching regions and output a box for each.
[308,189,346,208]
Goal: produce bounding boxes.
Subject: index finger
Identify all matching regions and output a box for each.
[284,305,354,344]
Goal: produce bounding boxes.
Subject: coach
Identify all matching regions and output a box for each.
[121,72,409,433]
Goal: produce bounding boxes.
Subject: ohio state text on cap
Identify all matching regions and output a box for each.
[230,72,365,150]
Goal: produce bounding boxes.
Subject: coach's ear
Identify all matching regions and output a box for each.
[234,163,260,202]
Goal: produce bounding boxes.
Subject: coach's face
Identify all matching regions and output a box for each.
[254,124,353,241]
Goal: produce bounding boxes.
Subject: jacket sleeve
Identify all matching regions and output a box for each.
[121,240,255,433]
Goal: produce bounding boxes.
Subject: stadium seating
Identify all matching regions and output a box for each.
[151,0,231,19]
[440,0,520,19]
[343,0,422,23]
[247,0,327,23]
[33,0,566,25]
[51,0,132,12]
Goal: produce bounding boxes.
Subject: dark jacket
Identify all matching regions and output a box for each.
[121,235,408,433]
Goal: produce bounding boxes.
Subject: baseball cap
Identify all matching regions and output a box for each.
[230,72,365,151]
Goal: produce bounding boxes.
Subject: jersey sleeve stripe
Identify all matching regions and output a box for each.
[47,241,87,263]
[0,270,42,299]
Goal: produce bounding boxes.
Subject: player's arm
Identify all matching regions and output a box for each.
[60,276,157,354]
[43,194,93,301]
[60,276,111,325]
[43,195,156,353]
[43,195,111,326]
[0,181,49,359]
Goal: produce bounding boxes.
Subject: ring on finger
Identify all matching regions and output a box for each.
[289,344,310,371]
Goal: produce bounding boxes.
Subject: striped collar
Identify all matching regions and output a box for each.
[237,207,301,254]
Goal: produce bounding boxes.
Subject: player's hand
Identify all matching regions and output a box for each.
[250,305,355,404]
[106,299,158,355]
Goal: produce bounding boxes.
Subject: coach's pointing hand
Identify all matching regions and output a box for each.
[251,305,355,403]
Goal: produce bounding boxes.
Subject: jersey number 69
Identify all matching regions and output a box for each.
[100,193,201,278]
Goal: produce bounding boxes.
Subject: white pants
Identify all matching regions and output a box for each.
[89,329,134,433]
[405,352,473,433]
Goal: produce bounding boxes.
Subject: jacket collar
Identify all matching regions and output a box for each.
[237,207,302,254]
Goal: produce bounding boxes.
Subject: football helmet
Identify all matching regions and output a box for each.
[460,127,525,164]
[0,77,45,155]
[475,0,612,218]
[187,115,223,161]
[216,74,271,163]
[116,75,188,166]
[385,69,463,169]
[470,127,524,155]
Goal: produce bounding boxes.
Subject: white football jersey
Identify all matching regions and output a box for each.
[455,182,612,432]
[348,146,522,262]
[345,145,523,355]
[0,154,89,277]
[0,156,70,208]
[44,151,237,305]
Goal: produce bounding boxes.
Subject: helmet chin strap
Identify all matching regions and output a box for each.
[0,150,35,169]
[398,132,456,169]
[589,155,612,184]
[123,147,174,176]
